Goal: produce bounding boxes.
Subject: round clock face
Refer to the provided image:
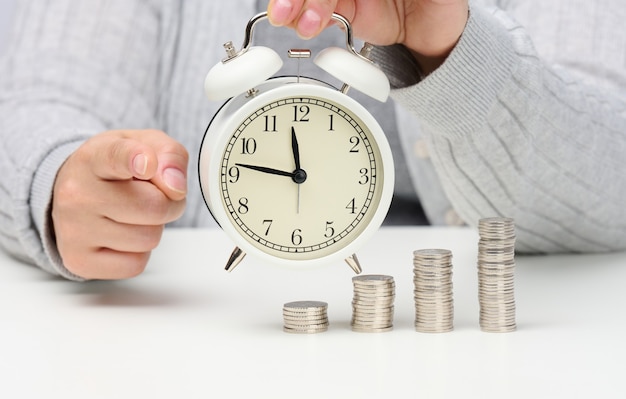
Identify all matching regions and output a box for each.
[200,81,393,266]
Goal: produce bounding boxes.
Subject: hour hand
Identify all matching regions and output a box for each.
[291,126,301,171]
[235,163,293,178]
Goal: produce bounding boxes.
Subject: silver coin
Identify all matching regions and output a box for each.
[352,318,394,326]
[283,300,327,310]
[416,314,454,321]
[352,274,394,284]
[283,326,328,334]
[413,248,453,258]
[282,310,329,317]
[352,279,396,285]
[351,325,393,333]
[353,302,394,309]
[283,319,328,327]
[352,290,396,297]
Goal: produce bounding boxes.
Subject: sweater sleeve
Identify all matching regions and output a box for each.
[375,4,626,254]
[0,0,164,278]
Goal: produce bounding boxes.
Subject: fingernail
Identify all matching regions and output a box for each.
[269,0,292,26]
[133,154,147,176]
[163,168,187,194]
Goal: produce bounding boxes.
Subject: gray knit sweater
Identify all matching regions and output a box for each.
[1,0,625,280]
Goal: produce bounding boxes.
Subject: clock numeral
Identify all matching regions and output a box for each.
[263,115,277,132]
[262,219,273,236]
[324,221,335,238]
[293,105,310,122]
[359,168,369,185]
[228,166,240,183]
[238,197,249,214]
[291,229,303,246]
[349,136,360,153]
[240,138,257,155]
[328,115,335,131]
[346,198,357,214]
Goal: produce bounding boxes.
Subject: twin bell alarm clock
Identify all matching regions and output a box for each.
[199,12,394,273]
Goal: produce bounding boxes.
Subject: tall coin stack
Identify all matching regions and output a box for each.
[477,217,517,333]
[413,249,454,333]
[283,300,329,334]
[351,275,395,333]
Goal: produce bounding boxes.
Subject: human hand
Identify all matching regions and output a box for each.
[267,0,469,74]
[52,130,188,280]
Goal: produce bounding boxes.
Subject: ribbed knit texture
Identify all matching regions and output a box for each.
[0,0,624,279]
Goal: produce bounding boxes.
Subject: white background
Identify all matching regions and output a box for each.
[2,226,625,398]
[0,0,17,55]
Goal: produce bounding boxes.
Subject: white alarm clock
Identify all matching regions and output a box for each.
[199,12,394,273]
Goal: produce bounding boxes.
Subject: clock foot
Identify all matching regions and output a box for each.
[225,247,246,272]
[345,254,362,274]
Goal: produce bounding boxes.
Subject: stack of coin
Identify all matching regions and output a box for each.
[282,300,329,334]
[351,275,395,332]
[477,217,517,333]
[413,249,454,333]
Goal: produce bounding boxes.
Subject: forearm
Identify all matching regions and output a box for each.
[0,0,162,276]
[0,122,89,280]
[378,5,626,253]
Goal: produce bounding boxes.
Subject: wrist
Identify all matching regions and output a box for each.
[404,2,470,75]
[410,51,450,76]
[32,139,88,281]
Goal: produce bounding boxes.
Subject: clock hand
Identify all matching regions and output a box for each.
[237,162,308,184]
[290,127,307,185]
[291,126,301,171]
[235,163,294,178]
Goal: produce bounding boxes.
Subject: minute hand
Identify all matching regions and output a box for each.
[235,163,294,178]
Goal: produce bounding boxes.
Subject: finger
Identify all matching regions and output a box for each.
[92,219,165,254]
[125,130,189,202]
[56,218,162,257]
[93,179,186,225]
[296,0,339,39]
[55,218,153,280]
[151,151,189,202]
[68,248,152,280]
[267,0,305,27]
[88,132,159,181]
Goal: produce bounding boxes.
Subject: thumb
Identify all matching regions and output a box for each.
[131,130,189,201]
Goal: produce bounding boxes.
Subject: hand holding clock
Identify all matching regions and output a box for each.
[267,0,469,75]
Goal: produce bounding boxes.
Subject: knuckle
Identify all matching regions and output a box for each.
[136,225,164,251]
[106,139,131,173]
[165,198,186,221]
[53,177,81,209]
[52,184,88,227]
[123,254,150,278]
[163,140,189,161]
[62,252,92,279]
[140,189,176,223]
[64,250,151,280]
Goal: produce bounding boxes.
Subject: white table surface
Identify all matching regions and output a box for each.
[1,226,625,398]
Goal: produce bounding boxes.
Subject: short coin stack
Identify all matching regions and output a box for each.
[282,300,329,334]
[477,217,517,333]
[413,249,454,333]
[351,275,395,332]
